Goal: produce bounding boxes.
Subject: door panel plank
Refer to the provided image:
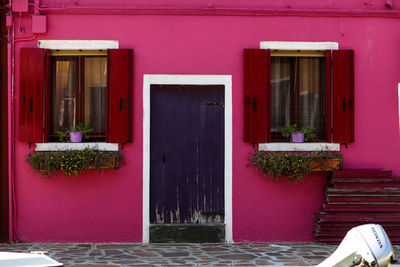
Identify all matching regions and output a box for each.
[150,85,224,224]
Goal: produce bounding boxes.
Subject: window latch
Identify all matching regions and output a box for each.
[29,98,33,112]
[253,98,257,111]
[342,98,346,112]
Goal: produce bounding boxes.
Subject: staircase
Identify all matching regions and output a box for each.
[313,169,400,244]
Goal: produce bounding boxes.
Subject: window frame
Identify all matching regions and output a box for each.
[48,53,108,142]
[262,42,338,146]
[40,41,120,151]
[269,53,327,142]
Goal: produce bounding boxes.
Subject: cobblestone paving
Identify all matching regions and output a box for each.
[0,242,399,266]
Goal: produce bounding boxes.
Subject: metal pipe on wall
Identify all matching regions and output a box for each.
[7,0,14,243]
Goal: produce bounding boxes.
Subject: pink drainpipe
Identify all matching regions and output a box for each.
[7,0,14,242]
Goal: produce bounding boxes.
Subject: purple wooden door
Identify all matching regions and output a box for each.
[150,85,225,224]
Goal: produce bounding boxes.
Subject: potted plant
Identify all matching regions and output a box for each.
[56,123,94,143]
[280,124,317,143]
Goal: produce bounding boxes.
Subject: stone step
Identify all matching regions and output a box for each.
[315,212,400,222]
[322,203,400,212]
[326,187,400,193]
[326,194,400,202]
[332,169,393,178]
[314,168,400,244]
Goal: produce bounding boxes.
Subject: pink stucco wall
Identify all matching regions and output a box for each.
[11,0,400,242]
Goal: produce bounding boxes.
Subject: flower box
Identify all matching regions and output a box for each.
[27,149,123,177]
[88,158,118,170]
[311,158,342,172]
[250,151,343,182]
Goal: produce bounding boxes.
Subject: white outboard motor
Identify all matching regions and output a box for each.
[0,251,63,266]
[317,224,395,267]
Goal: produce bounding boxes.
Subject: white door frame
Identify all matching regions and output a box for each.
[142,74,233,243]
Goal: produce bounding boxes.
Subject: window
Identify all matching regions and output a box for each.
[270,55,326,141]
[50,55,107,141]
[244,47,354,144]
[18,48,133,145]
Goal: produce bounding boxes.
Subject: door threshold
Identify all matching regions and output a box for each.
[150,223,225,243]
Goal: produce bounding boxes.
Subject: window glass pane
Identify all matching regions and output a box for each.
[50,57,78,134]
[298,57,325,137]
[84,57,107,135]
[271,57,291,132]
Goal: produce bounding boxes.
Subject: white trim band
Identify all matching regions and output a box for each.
[38,40,119,50]
[260,41,339,50]
[259,143,340,152]
[142,74,233,244]
[35,143,119,151]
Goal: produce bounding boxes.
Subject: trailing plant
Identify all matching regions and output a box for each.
[280,124,317,142]
[250,151,342,182]
[27,148,123,177]
[55,123,94,142]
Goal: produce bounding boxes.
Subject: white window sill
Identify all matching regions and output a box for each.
[259,142,340,152]
[35,142,119,152]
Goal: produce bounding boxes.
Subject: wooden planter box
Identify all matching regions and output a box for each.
[88,158,118,170]
[311,158,342,171]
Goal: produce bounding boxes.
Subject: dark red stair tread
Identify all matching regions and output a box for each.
[322,203,400,212]
[332,169,392,178]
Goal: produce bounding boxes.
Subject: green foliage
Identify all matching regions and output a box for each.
[55,123,94,142]
[55,130,69,142]
[250,151,342,182]
[301,126,317,142]
[280,124,317,142]
[27,148,123,177]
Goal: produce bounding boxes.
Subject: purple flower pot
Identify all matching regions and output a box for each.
[291,132,305,143]
[70,131,83,143]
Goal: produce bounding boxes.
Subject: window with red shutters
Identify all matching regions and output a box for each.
[244,48,354,144]
[18,48,133,144]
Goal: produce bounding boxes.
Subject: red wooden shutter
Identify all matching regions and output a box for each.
[18,48,48,143]
[332,50,354,143]
[244,49,270,143]
[107,49,133,143]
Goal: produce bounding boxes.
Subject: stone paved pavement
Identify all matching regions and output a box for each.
[0,242,399,267]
